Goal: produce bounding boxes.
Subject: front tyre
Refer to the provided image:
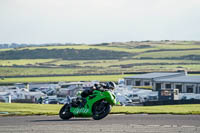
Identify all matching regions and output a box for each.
[59,104,73,120]
[92,100,111,120]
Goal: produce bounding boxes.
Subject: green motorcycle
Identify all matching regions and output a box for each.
[59,83,116,120]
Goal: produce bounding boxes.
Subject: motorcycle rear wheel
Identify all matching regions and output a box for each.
[92,100,111,120]
[59,104,73,120]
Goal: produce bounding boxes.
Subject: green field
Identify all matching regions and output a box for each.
[0,60,200,77]
[10,45,153,53]
[135,50,200,58]
[1,74,200,84]
[0,74,131,84]
[0,41,200,77]
[0,59,54,66]
[0,67,78,76]
[0,103,200,116]
[1,59,200,68]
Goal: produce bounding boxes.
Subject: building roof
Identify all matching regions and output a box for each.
[155,76,200,83]
[0,92,9,96]
[125,72,184,79]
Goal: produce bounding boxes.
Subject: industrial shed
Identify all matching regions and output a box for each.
[124,72,186,87]
[154,76,200,94]
[124,72,200,94]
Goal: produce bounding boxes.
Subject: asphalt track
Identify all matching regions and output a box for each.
[0,114,200,133]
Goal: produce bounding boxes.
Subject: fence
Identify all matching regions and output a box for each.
[143,99,200,106]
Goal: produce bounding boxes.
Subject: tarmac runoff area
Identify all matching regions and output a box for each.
[0,114,200,133]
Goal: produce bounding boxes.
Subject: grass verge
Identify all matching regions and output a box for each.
[0,103,200,116]
[0,74,131,84]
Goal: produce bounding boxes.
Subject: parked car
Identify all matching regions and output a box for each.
[128,94,140,103]
[57,97,70,104]
[29,88,40,92]
[115,93,132,106]
[48,99,58,104]
[43,98,58,104]
[46,89,56,96]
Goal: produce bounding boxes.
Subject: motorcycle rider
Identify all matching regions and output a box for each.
[81,82,116,98]
[73,82,116,107]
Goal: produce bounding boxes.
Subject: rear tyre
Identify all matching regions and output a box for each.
[59,104,73,120]
[92,100,111,120]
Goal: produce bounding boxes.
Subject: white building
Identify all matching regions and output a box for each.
[155,76,200,94]
[124,72,200,94]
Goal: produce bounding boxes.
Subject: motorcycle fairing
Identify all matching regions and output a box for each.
[70,90,116,117]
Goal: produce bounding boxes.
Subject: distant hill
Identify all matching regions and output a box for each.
[0,40,200,77]
[0,48,132,60]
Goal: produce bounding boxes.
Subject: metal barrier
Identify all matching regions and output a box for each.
[143,99,200,106]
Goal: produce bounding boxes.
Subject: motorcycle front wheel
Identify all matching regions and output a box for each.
[59,104,73,120]
[92,100,111,120]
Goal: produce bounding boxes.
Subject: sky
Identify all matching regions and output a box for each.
[0,0,200,44]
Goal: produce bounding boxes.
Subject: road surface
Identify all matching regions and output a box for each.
[0,114,200,133]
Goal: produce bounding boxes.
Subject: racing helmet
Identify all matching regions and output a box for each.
[106,81,116,90]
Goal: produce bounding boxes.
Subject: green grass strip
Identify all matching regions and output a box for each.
[0,103,200,116]
[0,74,131,84]
[111,105,200,115]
